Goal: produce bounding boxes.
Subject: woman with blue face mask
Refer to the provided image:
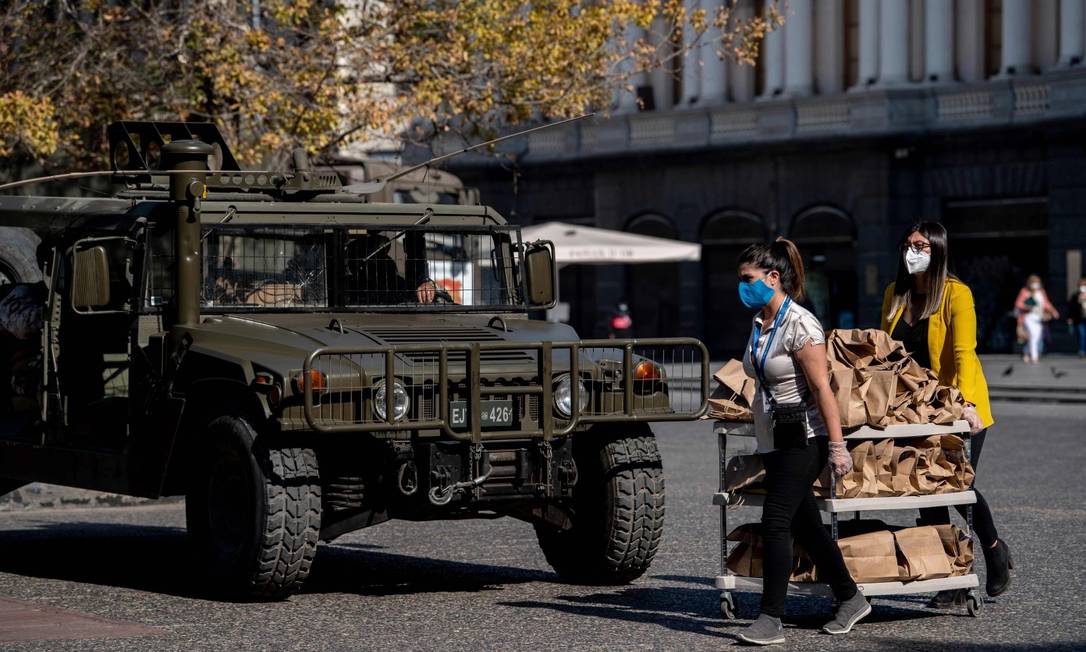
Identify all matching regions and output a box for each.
[735,238,868,646]
[881,221,1010,608]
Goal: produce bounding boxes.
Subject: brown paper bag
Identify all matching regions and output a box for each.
[938,435,976,490]
[725,524,764,577]
[874,439,895,496]
[863,370,898,425]
[829,366,867,428]
[713,359,755,406]
[891,445,920,496]
[724,455,766,493]
[895,526,953,580]
[837,529,901,582]
[933,524,974,577]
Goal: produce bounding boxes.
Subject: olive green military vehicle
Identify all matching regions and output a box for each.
[0,122,708,599]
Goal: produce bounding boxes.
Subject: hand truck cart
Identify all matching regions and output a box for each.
[713,419,982,620]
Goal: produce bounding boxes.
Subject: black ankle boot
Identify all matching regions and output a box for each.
[984,539,1013,597]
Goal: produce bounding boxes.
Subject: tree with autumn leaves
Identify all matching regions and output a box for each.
[0,0,781,172]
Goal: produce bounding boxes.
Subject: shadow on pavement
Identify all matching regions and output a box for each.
[0,522,552,600]
[501,584,953,640]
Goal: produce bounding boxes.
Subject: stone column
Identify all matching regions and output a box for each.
[698,0,729,104]
[924,0,955,82]
[1000,0,1033,75]
[616,24,648,111]
[728,0,756,102]
[852,0,879,89]
[759,4,785,98]
[680,0,702,106]
[815,0,845,95]
[955,0,985,82]
[650,16,675,109]
[1058,0,1085,67]
[783,0,814,96]
[877,0,909,85]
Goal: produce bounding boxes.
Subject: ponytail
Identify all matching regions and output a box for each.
[737,237,807,301]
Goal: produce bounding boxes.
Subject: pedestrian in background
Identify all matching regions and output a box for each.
[608,301,633,339]
[1015,274,1059,364]
[735,238,867,646]
[881,222,1012,607]
[1067,277,1086,357]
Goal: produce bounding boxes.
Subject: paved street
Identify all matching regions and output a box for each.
[0,401,1084,651]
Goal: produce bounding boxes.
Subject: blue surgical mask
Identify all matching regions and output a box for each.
[739,279,776,309]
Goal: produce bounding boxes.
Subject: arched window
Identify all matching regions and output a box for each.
[624,213,681,339]
[789,206,858,329]
[701,210,767,357]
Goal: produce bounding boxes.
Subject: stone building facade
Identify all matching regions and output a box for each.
[449,0,1086,358]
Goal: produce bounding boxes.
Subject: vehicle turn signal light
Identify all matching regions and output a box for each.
[633,360,662,382]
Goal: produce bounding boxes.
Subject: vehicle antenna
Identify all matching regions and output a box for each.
[381,114,594,185]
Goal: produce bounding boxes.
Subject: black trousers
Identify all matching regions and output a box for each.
[760,436,857,618]
[918,428,999,548]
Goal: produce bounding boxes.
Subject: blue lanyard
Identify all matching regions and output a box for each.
[750,296,792,406]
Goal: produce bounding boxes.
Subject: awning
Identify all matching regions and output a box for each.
[521,221,701,265]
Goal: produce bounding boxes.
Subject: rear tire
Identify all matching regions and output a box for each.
[535,427,665,585]
[186,416,321,599]
[0,228,41,285]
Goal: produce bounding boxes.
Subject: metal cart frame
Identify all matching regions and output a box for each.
[713,419,982,619]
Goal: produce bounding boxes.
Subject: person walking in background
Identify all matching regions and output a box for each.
[1015,274,1059,364]
[734,238,866,646]
[608,301,633,339]
[1067,278,1086,358]
[881,222,1012,608]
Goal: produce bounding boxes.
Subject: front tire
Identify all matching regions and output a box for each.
[535,427,665,585]
[186,416,321,599]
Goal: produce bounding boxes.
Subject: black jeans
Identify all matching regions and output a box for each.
[760,436,857,618]
[918,428,999,548]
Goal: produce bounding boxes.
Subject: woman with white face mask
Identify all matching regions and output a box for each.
[1015,274,1059,364]
[881,222,1011,608]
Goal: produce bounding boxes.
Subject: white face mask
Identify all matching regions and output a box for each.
[1079,285,1086,294]
[1029,282,1041,290]
[904,248,931,275]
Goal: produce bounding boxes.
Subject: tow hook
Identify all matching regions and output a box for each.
[427,469,493,506]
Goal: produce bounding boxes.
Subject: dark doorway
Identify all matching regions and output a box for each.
[624,214,680,339]
[789,207,858,330]
[701,210,767,358]
[558,264,597,338]
[943,197,1048,352]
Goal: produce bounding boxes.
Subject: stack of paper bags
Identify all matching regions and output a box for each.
[726,521,973,584]
[826,329,967,428]
[708,328,969,428]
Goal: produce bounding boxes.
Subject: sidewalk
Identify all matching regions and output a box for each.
[980,353,1086,403]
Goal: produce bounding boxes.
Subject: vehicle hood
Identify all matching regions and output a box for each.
[182,312,581,378]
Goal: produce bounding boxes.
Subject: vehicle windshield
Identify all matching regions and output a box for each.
[148,224,524,312]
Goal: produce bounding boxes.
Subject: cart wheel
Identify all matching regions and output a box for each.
[966,591,982,617]
[720,592,736,620]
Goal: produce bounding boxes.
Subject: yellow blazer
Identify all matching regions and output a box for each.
[881,278,995,428]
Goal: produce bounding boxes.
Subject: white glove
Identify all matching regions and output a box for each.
[828,441,852,477]
[962,405,983,434]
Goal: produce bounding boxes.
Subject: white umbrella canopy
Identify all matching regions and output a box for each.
[520,221,701,265]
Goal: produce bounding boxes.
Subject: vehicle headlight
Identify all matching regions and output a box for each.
[554,375,589,418]
[373,379,410,422]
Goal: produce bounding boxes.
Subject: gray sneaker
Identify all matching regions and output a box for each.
[737,614,785,646]
[822,591,872,635]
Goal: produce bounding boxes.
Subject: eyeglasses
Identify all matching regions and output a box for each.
[903,242,931,254]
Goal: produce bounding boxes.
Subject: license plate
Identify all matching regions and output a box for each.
[449,400,514,429]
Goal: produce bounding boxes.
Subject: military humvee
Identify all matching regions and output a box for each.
[0,122,708,599]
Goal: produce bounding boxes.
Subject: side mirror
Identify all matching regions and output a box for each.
[524,240,558,309]
[71,245,111,310]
